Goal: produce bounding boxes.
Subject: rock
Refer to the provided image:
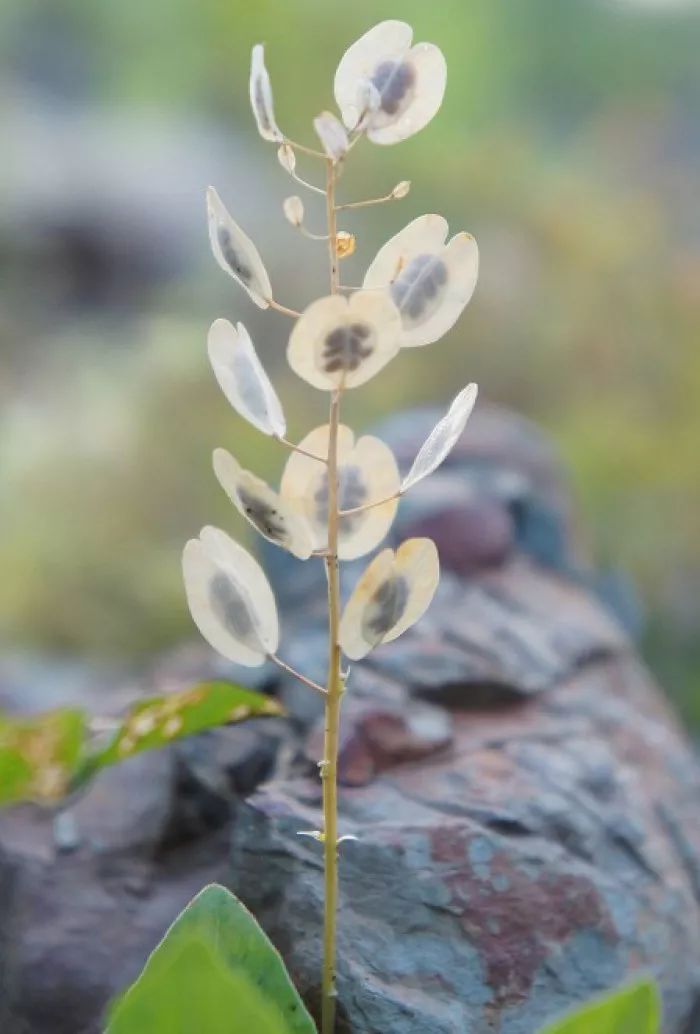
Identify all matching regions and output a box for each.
[166,718,289,842]
[68,749,175,855]
[305,697,453,788]
[403,498,515,576]
[231,652,700,1033]
[0,845,21,1030]
[3,822,231,1034]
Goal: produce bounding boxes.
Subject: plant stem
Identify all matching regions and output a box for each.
[338,491,400,517]
[268,298,302,318]
[335,191,396,210]
[267,654,327,696]
[276,435,328,464]
[321,156,342,1034]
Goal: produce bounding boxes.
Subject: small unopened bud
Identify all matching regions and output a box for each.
[283,195,304,227]
[336,231,356,258]
[351,78,381,131]
[313,111,349,162]
[392,180,411,199]
[277,142,296,173]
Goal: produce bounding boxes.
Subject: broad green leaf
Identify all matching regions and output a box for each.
[107,937,291,1034]
[105,884,316,1034]
[539,978,660,1034]
[78,681,283,780]
[0,707,87,805]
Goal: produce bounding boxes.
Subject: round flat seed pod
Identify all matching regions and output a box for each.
[364,214,479,347]
[182,527,279,667]
[339,538,440,659]
[334,21,446,144]
[287,291,401,390]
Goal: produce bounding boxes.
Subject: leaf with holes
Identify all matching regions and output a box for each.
[78,681,282,781]
[0,707,87,806]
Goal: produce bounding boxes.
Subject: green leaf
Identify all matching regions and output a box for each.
[539,978,661,1034]
[106,884,316,1034]
[77,681,283,781]
[107,937,293,1034]
[0,707,87,805]
[0,682,283,808]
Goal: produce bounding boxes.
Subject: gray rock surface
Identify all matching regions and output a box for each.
[231,578,700,1033]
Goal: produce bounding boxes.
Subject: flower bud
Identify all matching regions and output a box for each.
[336,231,356,258]
[277,142,296,173]
[392,180,411,199]
[313,111,349,162]
[283,195,304,227]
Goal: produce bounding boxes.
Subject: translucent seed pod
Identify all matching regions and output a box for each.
[280,424,400,560]
[277,142,296,172]
[207,319,286,437]
[249,43,283,143]
[363,214,478,347]
[287,291,401,391]
[314,110,349,161]
[339,538,440,659]
[334,21,447,145]
[182,527,279,667]
[206,187,272,308]
[213,449,314,559]
[401,384,478,492]
[283,195,305,227]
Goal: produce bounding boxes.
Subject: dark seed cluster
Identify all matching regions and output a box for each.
[238,487,287,543]
[363,574,410,641]
[315,464,367,532]
[371,60,416,116]
[218,226,253,284]
[322,322,374,374]
[209,572,257,644]
[391,254,448,322]
[231,353,269,421]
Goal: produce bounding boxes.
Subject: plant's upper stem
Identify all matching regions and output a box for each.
[321,155,343,1034]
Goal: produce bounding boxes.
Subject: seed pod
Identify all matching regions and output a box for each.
[283,195,304,227]
[313,110,349,161]
[277,142,296,173]
[280,424,400,560]
[334,21,447,145]
[249,43,283,143]
[287,291,401,391]
[401,384,478,493]
[206,187,272,308]
[213,449,314,559]
[364,214,478,347]
[182,527,279,667]
[207,319,285,437]
[339,538,440,659]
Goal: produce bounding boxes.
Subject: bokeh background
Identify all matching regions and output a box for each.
[1,1,698,723]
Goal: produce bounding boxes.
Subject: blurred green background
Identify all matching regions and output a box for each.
[1,1,699,721]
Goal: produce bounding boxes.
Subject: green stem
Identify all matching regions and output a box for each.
[321,156,342,1034]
